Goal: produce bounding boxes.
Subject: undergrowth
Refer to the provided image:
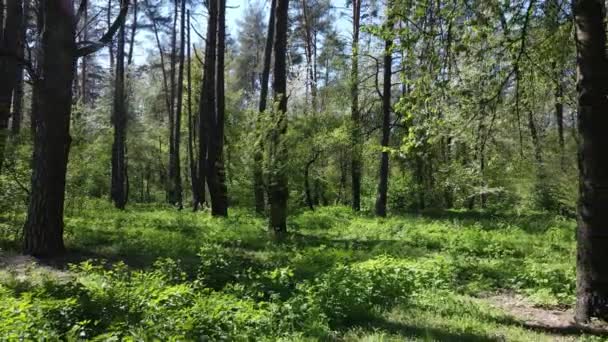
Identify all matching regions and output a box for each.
[0,203,580,340]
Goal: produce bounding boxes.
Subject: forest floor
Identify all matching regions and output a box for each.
[0,201,607,341]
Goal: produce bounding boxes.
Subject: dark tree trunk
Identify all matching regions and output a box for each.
[198,0,218,210]
[186,11,200,210]
[350,0,362,211]
[23,0,76,257]
[554,70,565,169]
[168,0,185,209]
[268,0,289,236]
[375,36,392,217]
[11,0,26,135]
[107,0,115,71]
[304,151,319,211]
[206,0,228,216]
[80,0,89,104]
[573,0,608,323]
[0,0,22,173]
[167,0,180,206]
[253,0,276,215]
[111,0,128,209]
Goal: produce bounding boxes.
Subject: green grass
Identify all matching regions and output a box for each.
[0,202,592,340]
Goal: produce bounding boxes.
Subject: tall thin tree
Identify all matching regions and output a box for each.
[253,0,276,214]
[268,0,289,236]
[375,16,392,217]
[198,0,218,211]
[111,0,129,209]
[350,0,362,211]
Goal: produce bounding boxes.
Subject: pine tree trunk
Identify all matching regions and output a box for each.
[167,0,180,206]
[169,0,185,209]
[573,0,608,323]
[0,0,22,173]
[11,0,26,135]
[375,36,392,217]
[23,0,76,257]
[206,0,228,216]
[186,11,200,210]
[350,0,362,212]
[198,0,218,210]
[111,1,128,209]
[253,0,276,215]
[80,0,89,105]
[268,0,289,236]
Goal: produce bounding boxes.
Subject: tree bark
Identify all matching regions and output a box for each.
[167,0,181,206]
[0,0,22,173]
[23,0,76,257]
[268,0,289,236]
[168,0,185,209]
[80,0,89,104]
[350,0,362,211]
[206,0,228,216]
[253,0,276,215]
[573,0,608,323]
[198,0,218,210]
[11,0,26,135]
[186,11,200,210]
[110,0,128,209]
[107,0,115,71]
[375,35,392,217]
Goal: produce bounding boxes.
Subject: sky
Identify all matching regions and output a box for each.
[99,0,352,67]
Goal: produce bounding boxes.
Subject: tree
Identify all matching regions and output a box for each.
[254,0,276,214]
[350,0,362,211]
[197,0,217,212]
[0,0,23,173]
[268,0,289,236]
[573,0,608,323]
[168,0,186,209]
[111,0,129,210]
[374,9,393,217]
[187,11,199,210]
[23,0,129,257]
[207,0,229,216]
[167,0,183,208]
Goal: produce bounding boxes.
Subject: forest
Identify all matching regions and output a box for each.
[1,0,608,340]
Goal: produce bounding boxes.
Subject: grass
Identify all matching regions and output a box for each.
[0,200,594,340]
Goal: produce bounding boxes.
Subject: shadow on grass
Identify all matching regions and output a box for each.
[355,316,502,342]
[403,209,570,234]
[518,322,608,338]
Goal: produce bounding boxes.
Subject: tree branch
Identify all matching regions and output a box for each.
[75,0,130,57]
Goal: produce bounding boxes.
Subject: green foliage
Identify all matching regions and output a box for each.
[0,204,579,340]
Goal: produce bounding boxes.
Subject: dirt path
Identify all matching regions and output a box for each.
[486,293,608,339]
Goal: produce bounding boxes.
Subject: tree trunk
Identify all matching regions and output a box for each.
[198,0,218,210]
[0,0,22,173]
[11,0,26,135]
[111,0,128,209]
[167,0,180,206]
[268,0,289,236]
[573,0,608,323]
[23,0,76,257]
[554,69,565,169]
[206,0,228,216]
[253,0,276,215]
[350,0,362,211]
[375,36,392,217]
[80,0,89,105]
[186,11,200,210]
[168,0,185,209]
[107,0,115,71]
